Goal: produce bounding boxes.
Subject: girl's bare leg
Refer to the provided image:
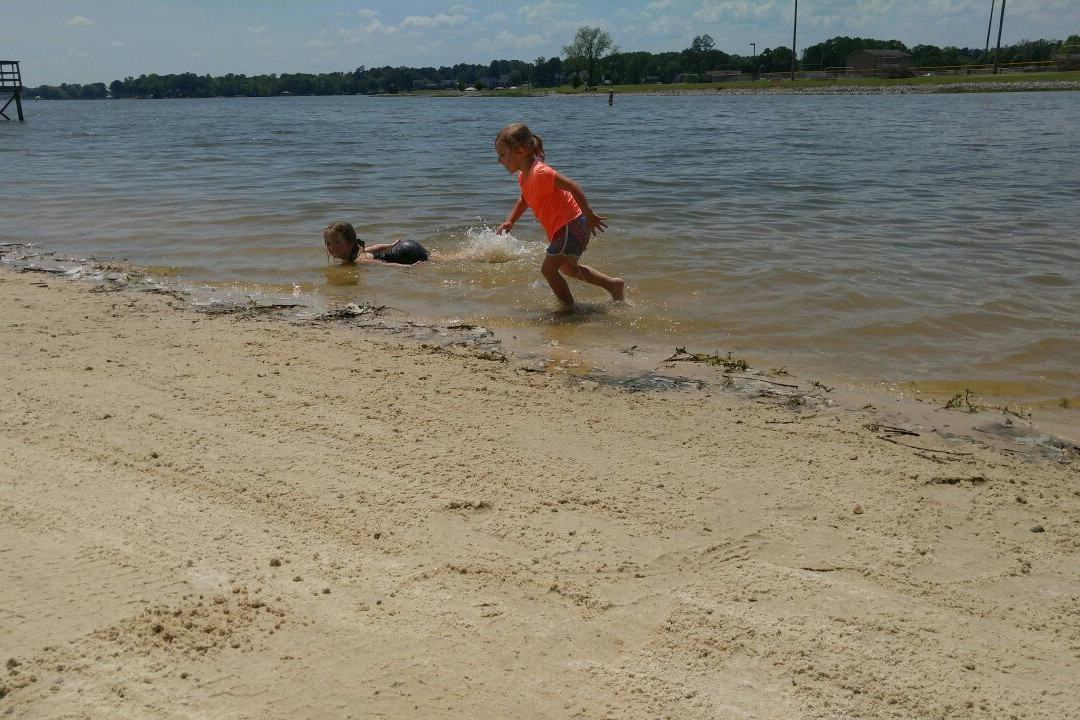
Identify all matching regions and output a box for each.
[561,258,625,301]
[541,254,575,304]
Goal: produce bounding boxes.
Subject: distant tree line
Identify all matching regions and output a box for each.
[25,33,1079,100]
[799,35,1075,70]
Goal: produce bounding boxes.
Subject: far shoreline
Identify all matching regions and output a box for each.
[425,77,1080,98]
[395,71,1080,98]
[26,73,1080,103]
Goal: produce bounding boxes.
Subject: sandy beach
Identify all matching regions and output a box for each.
[2,263,1078,720]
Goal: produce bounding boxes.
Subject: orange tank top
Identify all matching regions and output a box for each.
[519,159,582,242]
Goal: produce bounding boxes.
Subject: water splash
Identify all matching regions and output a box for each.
[439,225,530,264]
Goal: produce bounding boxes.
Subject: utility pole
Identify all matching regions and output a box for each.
[750,42,756,80]
[993,0,1006,74]
[984,0,995,68]
[791,0,798,81]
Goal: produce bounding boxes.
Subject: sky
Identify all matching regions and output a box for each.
[3,0,1078,87]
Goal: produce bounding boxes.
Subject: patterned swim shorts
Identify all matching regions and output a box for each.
[546,215,590,258]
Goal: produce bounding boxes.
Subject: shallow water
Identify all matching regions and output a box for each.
[4,92,1079,423]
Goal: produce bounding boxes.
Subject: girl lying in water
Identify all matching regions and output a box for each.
[322,220,429,265]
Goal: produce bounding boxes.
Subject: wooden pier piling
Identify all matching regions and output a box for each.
[1,60,26,121]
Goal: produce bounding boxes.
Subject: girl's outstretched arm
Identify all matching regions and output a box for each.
[363,239,401,253]
[497,195,529,234]
[554,172,608,235]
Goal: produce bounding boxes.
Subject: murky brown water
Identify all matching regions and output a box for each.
[5,92,1078,429]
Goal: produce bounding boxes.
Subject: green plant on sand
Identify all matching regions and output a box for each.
[667,347,750,372]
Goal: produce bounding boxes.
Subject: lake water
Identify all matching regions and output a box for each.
[4,92,1079,430]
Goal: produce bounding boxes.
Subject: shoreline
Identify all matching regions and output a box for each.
[2,259,1079,718]
[32,78,1080,103]
[451,78,1080,97]
[4,241,1077,459]
[629,79,1080,95]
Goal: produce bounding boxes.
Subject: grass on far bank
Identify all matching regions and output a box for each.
[454,70,1080,97]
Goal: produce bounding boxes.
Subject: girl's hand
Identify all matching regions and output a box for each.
[496,221,513,235]
[585,213,608,235]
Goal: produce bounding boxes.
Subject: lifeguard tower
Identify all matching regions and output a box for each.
[1,60,25,121]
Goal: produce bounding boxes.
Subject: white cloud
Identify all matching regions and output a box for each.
[246,25,267,35]
[694,0,780,24]
[368,18,400,35]
[647,14,683,38]
[66,16,95,28]
[357,9,379,20]
[338,19,400,44]
[923,0,977,16]
[401,13,467,30]
[473,29,545,54]
[1016,0,1076,10]
[518,1,574,24]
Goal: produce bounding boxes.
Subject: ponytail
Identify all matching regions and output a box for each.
[497,123,545,161]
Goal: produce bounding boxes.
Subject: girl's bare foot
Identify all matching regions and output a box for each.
[610,278,625,302]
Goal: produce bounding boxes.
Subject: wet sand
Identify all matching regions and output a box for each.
[2,263,1078,719]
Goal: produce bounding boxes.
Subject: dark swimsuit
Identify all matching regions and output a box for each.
[370,239,429,265]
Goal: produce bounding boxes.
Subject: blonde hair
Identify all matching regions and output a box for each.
[323,220,364,262]
[323,220,362,247]
[496,122,545,161]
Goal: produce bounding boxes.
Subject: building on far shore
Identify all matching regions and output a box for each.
[706,70,744,83]
[1054,52,1080,71]
[845,49,913,77]
[673,71,746,83]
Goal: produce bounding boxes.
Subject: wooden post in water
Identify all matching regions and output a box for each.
[1,60,25,121]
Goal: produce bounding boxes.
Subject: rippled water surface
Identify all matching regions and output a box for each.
[5,92,1079,418]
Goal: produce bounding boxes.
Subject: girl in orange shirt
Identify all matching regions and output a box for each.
[495,123,625,305]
